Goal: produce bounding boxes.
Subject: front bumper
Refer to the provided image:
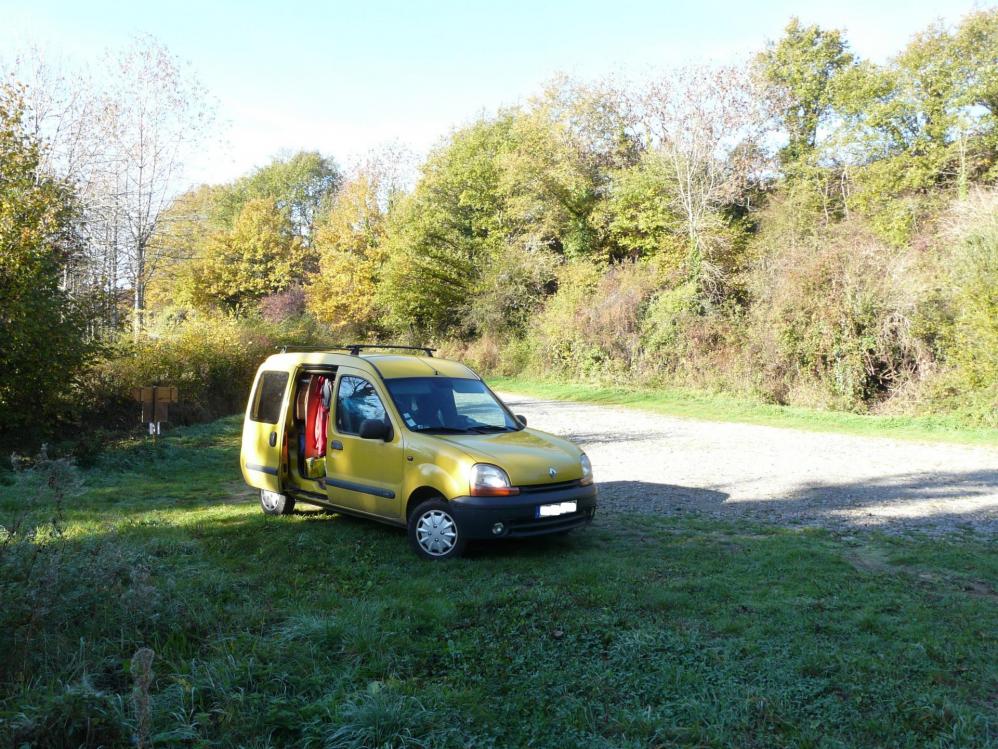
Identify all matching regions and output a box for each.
[450,482,597,539]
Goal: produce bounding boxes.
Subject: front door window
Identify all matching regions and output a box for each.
[335,376,388,434]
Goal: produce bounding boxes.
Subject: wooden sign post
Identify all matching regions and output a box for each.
[130,386,178,442]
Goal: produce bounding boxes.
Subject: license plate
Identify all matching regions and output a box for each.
[537,501,577,518]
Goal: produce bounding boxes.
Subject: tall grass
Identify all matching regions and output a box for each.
[1,418,995,746]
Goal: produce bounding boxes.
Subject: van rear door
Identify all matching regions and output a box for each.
[241,368,290,492]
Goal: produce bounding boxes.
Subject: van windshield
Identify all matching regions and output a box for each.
[384,377,520,433]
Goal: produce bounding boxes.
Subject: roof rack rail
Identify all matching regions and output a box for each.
[275,344,436,356]
[275,345,353,353]
[345,344,436,357]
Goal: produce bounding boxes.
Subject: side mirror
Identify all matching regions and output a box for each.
[515,414,527,427]
[359,418,391,441]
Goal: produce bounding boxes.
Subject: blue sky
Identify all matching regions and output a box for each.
[1,0,988,185]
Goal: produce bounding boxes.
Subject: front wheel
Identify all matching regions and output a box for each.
[408,499,466,560]
[260,489,295,516]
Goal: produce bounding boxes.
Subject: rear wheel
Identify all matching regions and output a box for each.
[408,498,466,560]
[260,489,295,516]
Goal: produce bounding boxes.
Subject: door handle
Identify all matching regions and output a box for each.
[269,432,277,447]
[330,440,343,451]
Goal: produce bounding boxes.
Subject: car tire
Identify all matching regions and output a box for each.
[260,489,295,516]
[408,498,466,560]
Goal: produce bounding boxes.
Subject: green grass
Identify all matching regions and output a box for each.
[1,418,996,747]
[489,377,998,447]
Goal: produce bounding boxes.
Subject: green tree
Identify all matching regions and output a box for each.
[218,151,341,246]
[830,13,998,243]
[499,79,637,260]
[836,12,998,187]
[376,118,514,340]
[757,18,854,170]
[0,85,94,445]
[605,151,685,266]
[953,10,998,124]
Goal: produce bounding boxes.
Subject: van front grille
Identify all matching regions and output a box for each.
[517,479,583,494]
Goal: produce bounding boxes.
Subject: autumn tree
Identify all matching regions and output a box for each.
[306,171,389,334]
[186,199,306,309]
[144,183,230,309]
[141,151,341,316]
[634,66,765,299]
[99,37,214,338]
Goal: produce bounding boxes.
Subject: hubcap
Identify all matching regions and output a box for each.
[415,509,458,556]
[261,490,281,511]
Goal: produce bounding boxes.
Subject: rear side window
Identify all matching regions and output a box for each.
[251,371,289,424]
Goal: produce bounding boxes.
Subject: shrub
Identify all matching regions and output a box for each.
[452,334,536,377]
[76,312,337,432]
[260,286,307,322]
[745,220,929,409]
[927,190,998,424]
[640,281,699,361]
[466,244,559,338]
[530,260,657,381]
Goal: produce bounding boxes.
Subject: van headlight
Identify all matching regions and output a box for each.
[469,463,519,496]
[580,453,593,486]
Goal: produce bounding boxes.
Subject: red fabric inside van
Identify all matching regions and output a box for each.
[304,375,330,458]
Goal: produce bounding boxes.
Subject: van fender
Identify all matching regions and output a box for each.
[404,463,463,517]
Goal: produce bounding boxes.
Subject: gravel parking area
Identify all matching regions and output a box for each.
[499,392,998,535]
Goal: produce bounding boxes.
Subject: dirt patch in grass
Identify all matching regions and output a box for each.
[220,480,257,504]
[845,542,998,600]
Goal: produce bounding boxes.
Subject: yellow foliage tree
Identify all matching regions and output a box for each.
[145,184,229,310]
[306,173,387,333]
[186,198,306,309]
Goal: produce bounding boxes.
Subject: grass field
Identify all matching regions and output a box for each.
[1,417,996,747]
[489,377,998,447]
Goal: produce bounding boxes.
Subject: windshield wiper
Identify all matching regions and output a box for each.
[412,425,514,434]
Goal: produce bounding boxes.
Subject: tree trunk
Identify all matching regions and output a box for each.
[132,249,144,342]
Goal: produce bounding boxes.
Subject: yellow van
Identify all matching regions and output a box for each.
[240,345,596,559]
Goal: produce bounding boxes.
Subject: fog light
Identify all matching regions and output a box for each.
[492,522,505,535]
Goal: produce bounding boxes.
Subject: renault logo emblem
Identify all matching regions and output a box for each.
[548,467,557,479]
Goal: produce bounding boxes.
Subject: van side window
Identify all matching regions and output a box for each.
[336,376,387,435]
[251,371,289,424]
